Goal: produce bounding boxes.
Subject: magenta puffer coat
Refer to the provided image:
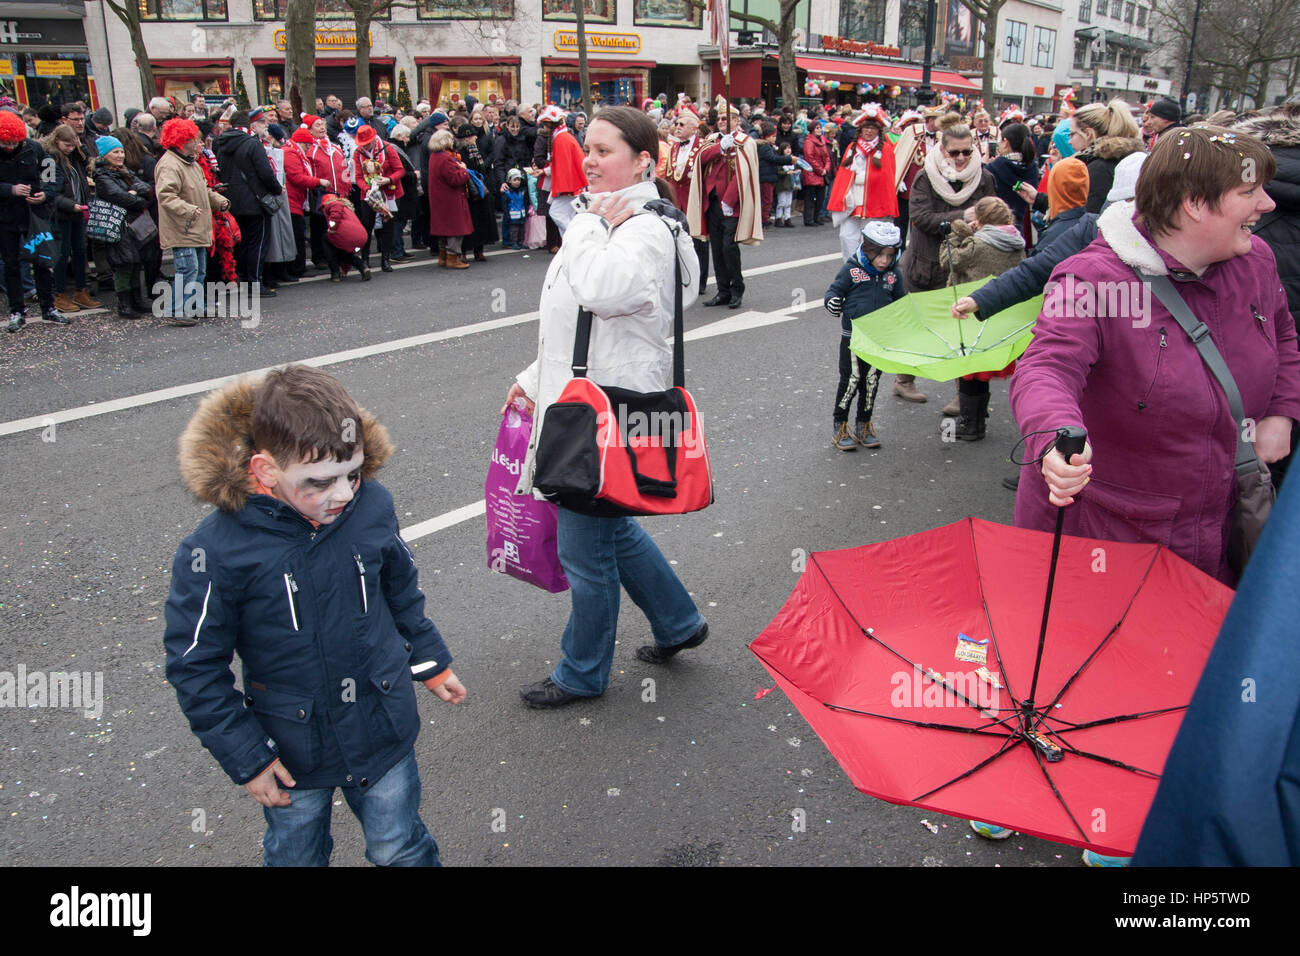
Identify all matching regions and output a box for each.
[426,149,472,237]
[1010,201,1300,585]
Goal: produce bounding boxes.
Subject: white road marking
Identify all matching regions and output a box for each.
[401,501,487,542]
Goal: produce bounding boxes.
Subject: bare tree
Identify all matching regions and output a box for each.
[103,0,156,107]
[284,0,316,119]
[957,0,1008,111]
[684,0,803,108]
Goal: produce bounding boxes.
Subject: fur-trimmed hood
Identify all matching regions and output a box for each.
[178,377,394,513]
[1095,200,1167,276]
[1077,135,1146,163]
[1231,104,1300,148]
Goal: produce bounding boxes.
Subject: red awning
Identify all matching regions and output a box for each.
[542,58,657,69]
[150,58,233,69]
[251,57,394,67]
[792,54,980,92]
[414,56,520,66]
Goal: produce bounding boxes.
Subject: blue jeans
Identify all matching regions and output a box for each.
[169,246,207,318]
[551,507,705,696]
[390,218,407,258]
[261,749,441,867]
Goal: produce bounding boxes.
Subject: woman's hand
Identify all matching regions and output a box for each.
[1016,182,1038,204]
[584,192,635,228]
[501,383,534,416]
[1254,415,1293,464]
[1041,441,1092,506]
[951,296,979,319]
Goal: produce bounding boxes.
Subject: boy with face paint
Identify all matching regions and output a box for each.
[164,365,466,866]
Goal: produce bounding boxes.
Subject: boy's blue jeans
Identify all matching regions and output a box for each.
[169,247,206,317]
[551,507,705,697]
[261,749,441,867]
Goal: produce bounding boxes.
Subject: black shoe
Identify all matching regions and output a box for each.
[330,271,342,282]
[702,292,729,307]
[6,312,23,333]
[41,307,71,325]
[381,256,393,273]
[360,268,372,281]
[520,677,585,709]
[1001,474,1020,491]
[262,280,279,291]
[698,282,708,295]
[259,287,278,298]
[131,287,151,314]
[278,274,300,283]
[165,314,199,327]
[636,623,709,665]
[727,294,743,309]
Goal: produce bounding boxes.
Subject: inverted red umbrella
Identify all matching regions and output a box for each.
[749,516,1234,857]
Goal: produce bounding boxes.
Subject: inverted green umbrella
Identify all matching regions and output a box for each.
[849,278,1041,382]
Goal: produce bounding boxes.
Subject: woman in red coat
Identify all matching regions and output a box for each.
[426,128,473,269]
[352,124,405,271]
[283,127,321,277]
[801,123,831,226]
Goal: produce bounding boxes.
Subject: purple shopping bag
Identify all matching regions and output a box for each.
[485,401,569,592]
[523,209,549,249]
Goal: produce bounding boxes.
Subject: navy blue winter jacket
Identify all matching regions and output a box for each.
[164,381,452,790]
[969,208,1103,320]
[823,252,906,336]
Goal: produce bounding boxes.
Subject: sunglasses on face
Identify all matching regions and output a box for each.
[947,149,974,157]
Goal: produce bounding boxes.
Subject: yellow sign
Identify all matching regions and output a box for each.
[34,59,76,77]
[0,60,13,78]
[273,28,374,52]
[553,30,641,54]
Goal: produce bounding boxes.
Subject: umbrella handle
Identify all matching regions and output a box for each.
[1054,426,1087,465]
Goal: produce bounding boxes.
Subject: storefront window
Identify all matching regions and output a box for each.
[139,0,228,19]
[838,0,885,43]
[543,0,616,23]
[898,0,928,50]
[22,54,94,109]
[547,72,638,108]
[633,0,701,27]
[253,0,386,19]
[418,0,513,17]
[730,0,809,37]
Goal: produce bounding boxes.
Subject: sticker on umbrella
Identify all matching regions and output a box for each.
[749,515,1234,857]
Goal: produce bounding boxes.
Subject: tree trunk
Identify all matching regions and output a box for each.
[354,10,373,105]
[777,0,799,109]
[106,0,156,107]
[285,0,315,119]
[981,4,999,111]
[576,0,592,112]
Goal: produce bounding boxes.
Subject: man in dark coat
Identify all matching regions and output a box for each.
[212,108,283,294]
[1,111,61,330]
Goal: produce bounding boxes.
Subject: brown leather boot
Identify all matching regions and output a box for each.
[73,288,102,309]
[445,251,469,270]
[53,292,80,313]
[438,249,448,267]
[893,375,927,403]
[942,385,961,416]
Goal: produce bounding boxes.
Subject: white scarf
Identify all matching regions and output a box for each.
[922,146,984,206]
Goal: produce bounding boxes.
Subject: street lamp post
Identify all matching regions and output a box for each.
[918,0,936,106]
[1181,0,1202,112]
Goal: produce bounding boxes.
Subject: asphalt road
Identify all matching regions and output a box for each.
[0,221,1077,867]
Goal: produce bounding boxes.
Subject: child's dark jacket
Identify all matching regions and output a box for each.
[163,380,452,790]
[824,253,906,336]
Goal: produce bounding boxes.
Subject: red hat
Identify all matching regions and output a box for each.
[290,126,315,145]
[0,110,27,143]
[321,192,338,204]
[354,123,378,146]
[160,117,200,150]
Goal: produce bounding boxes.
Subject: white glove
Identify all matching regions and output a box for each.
[721,133,735,150]
[825,296,844,316]
[898,181,908,195]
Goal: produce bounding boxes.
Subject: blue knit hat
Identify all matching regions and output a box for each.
[344,116,361,132]
[1052,119,1075,158]
[95,135,124,156]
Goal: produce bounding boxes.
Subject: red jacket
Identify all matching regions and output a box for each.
[696,139,741,213]
[308,139,349,196]
[802,133,831,186]
[426,150,472,236]
[283,143,319,216]
[352,141,405,202]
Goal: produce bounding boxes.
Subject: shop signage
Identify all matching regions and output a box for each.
[950,55,983,72]
[34,58,75,76]
[0,19,88,47]
[554,30,641,53]
[0,59,13,76]
[818,35,901,58]
[273,28,374,52]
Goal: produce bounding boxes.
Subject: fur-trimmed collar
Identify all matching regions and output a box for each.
[1077,135,1146,162]
[178,378,393,513]
[1096,200,1167,276]
[1231,104,1300,148]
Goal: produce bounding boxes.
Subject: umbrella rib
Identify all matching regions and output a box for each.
[1029,745,1091,844]
[1042,547,1164,711]
[808,552,999,718]
[823,701,1013,736]
[911,734,1022,803]
[965,519,1022,707]
[1045,705,1187,731]
[1052,742,1162,779]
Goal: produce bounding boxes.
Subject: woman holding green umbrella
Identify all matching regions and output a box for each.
[898,115,996,403]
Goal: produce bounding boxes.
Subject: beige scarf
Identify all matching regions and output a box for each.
[922,146,984,206]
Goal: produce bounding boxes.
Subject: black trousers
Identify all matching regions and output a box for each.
[1,228,52,313]
[958,377,990,397]
[692,236,709,291]
[309,211,327,266]
[706,204,743,298]
[896,195,910,250]
[803,183,826,225]
[291,214,307,274]
[835,334,881,425]
[233,213,268,283]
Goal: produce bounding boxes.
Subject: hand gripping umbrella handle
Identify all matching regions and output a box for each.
[1026,426,1089,712]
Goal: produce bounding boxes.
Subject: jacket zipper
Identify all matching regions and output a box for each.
[283,570,301,631]
[1138,327,1167,411]
[1251,304,1270,342]
[353,553,368,614]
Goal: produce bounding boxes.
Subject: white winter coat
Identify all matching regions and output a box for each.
[514,180,700,495]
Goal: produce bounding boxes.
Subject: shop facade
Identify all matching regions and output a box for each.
[1,4,100,110]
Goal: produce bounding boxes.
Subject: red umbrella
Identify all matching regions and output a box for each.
[749,517,1234,856]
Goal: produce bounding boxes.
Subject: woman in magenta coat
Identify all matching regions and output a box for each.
[1009,126,1300,586]
[426,128,473,268]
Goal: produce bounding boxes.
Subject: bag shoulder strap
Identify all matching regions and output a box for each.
[1134,268,1260,477]
[570,210,687,389]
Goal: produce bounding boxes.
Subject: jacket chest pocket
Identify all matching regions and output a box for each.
[1250,304,1275,349]
[1136,327,1169,413]
[248,687,319,774]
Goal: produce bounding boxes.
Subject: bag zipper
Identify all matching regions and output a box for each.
[353,552,368,614]
[1137,327,1167,411]
[283,570,301,631]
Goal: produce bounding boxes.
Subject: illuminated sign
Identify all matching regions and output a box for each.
[554,30,642,53]
[819,35,902,58]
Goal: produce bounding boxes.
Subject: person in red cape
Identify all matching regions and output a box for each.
[319,192,371,281]
[538,104,587,235]
[828,104,899,263]
[197,146,239,283]
[664,105,710,294]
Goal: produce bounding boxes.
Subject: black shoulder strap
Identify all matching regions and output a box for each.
[570,212,687,389]
[1134,269,1260,477]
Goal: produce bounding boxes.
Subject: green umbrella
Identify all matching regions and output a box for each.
[849,278,1041,382]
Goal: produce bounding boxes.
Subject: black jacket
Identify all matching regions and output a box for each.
[91,163,153,266]
[756,141,781,184]
[0,139,44,232]
[490,129,533,185]
[212,128,281,217]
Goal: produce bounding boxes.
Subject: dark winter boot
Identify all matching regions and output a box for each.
[956,393,988,441]
[130,285,151,316]
[116,291,141,320]
[381,255,393,273]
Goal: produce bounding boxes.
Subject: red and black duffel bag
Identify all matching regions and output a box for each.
[533,224,713,518]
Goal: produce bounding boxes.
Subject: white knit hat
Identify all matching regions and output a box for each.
[1107,151,1147,203]
[861,219,902,247]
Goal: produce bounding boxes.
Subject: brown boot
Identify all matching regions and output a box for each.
[445,251,469,270]
[73,288,102,309]
[53,292,80,313]
[942,385,961,416]
[473,249,487,262]
[438,249,448,267]
[893,375,928,403]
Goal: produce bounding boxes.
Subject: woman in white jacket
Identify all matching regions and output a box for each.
[502,106,708,708]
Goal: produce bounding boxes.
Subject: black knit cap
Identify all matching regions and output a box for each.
[1148,98,1181,123]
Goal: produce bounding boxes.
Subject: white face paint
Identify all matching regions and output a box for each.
[264,448,365,524]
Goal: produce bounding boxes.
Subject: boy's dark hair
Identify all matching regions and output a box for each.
[230,110,250,128]
[759,120,776,138]
[252,365,365,467]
